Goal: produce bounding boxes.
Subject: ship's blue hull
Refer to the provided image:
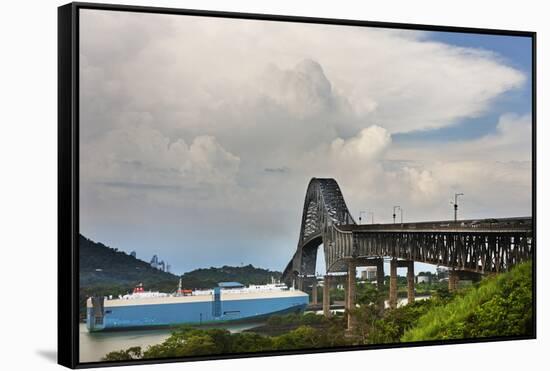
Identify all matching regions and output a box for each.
[87,295,308,332]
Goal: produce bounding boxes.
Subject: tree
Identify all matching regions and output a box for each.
[273,326,320,350]
[103,346,142,361]
[230,332,274,353]
[402,261,533,342]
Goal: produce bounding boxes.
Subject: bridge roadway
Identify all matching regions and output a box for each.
[281,178,534,330]
[338,216,532,233]
[321,216,532,275]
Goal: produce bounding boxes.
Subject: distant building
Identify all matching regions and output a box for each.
[130,251,136,258]
[166,264,171,274]
[150,255,159,269]
[360,266,378,281]
[150,254,170,272]
[417,275,431,284]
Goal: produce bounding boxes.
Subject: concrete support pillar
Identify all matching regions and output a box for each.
[407,261,415,304]
[311,279,318,305]
[297,276,304,291]
[389,258,398,309]
[376,258,385,289]
[343,275,348,310]
[323,275,331,318]
[376,258,385,314]
[449,270,459,292]
[347,262,357,330]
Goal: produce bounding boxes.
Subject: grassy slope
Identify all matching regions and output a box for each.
[402,261,533,342]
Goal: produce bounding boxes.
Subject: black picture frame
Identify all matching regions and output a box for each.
[58,2,537,369]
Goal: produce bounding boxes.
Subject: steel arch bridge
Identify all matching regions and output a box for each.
[281,178,533,283]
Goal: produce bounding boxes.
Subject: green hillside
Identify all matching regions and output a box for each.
[79,235,283,290]
[79,234,178,289]
[179,265,282,290]
[78,235,283,319]
[402,261,533,341]
[79,235,179,318]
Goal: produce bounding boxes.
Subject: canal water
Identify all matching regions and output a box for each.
[80,295,431,363]
[79,322,264,363]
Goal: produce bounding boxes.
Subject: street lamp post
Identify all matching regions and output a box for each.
[452,193,464,222]
[359,211,367,225]
[393,206,400,224]
[368,211,375,224]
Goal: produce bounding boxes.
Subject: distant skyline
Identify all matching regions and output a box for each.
[79,10,532,275]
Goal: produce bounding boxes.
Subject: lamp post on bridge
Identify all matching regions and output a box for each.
[368,211,374,224]
[452,193,464,222]
[359,211,367,224]
[393,206,400,224]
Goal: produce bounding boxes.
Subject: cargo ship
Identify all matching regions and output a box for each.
[86,280,309,332]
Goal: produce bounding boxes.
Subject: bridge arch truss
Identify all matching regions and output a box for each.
[282,178,533,282]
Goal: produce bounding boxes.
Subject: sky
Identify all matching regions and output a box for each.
[79,10,533,276]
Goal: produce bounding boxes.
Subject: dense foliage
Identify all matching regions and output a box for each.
[103,314,350,361]
[178,264,282,290]
[402,261,533,341]
[350,297,443,344]
[350,261,532,344]
[253,312,346,337]
[101,261,533,361]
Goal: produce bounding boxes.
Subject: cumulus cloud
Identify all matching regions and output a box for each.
[79,10,526,143]
[80,123,240,208]
[471,113,532,160]
[259,59,349,118]
[380,113,533,220]
[357,43,525,133]
[390,113,532,162]
[78,10,532,273]
[401,167,440,203]
[330,125,391,161]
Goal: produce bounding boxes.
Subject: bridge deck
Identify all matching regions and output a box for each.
[338,217,532,234]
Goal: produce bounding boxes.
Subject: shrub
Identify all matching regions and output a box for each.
[402,261,532,342]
